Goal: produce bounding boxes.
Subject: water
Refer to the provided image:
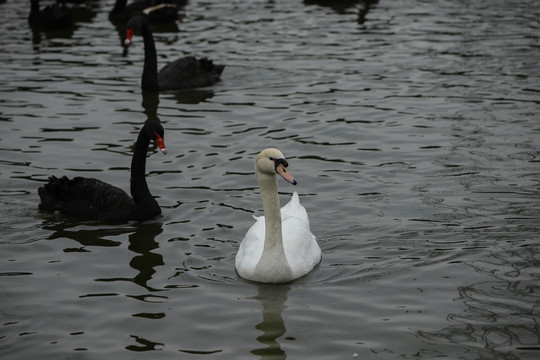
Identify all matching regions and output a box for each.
[1,0,539,359]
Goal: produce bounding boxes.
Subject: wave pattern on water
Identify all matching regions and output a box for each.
[0,0,539,359]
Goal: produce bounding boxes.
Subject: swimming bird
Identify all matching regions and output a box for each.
[235,148,321,283]
[109,0,178,23]
[38,121,167,222]
[29,0,73,28]
[124,15,225,92]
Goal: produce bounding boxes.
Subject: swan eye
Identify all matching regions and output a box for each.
[272,158,289,171]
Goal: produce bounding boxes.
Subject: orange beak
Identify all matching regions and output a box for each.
[276,163,297,185]
[155,133,167,154]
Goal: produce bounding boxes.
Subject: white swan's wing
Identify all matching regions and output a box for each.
[281,192,321,277]
[235,215,265,275]
[236,192,321,281]
[282,217,321,276]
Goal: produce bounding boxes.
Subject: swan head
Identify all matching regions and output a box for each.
[143,121,167,154]
[124,16,147,46]
[255,148,297,185]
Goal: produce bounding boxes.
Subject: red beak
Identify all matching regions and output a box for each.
[125,28,134,46]
[155,133,167,154]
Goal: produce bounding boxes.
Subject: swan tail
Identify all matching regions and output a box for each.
[38,175,72,211]
[38,176,99,213]
[281,191,302,213]
[198,58,225,76]
[38,176,85,205]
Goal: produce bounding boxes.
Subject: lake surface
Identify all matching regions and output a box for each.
[1,0,539,359]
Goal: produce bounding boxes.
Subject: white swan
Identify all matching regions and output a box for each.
[235,148,321,283]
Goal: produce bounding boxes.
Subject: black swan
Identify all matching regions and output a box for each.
[38,121,167,222]
[109,0,178,23]
[125,15,225,92]
[29,0,73,28]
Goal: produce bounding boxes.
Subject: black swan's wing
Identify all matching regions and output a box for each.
[110,0,177,22]
[158,56,225,91]
[38,176,136,222]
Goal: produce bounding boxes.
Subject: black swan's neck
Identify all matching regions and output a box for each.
[130,130,159,218]
[30,0,40,15]
[140,21,159,91]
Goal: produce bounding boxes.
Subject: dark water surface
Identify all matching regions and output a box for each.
[1,0,539,359]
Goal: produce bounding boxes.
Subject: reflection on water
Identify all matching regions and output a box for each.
[31,27,75,43]
[166,89,216,105]
[416,241,540,360]
[304,0,379,24]
[89,222,168,297]
[127,222,164,292]
[251,285,290,360]
[41,219,125,248]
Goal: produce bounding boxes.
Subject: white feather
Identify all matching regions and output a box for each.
[235,149,321,283]
[235,191,321,282]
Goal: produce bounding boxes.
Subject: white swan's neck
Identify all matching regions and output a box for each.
[255,169,293,280]
[258,171,283,251]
